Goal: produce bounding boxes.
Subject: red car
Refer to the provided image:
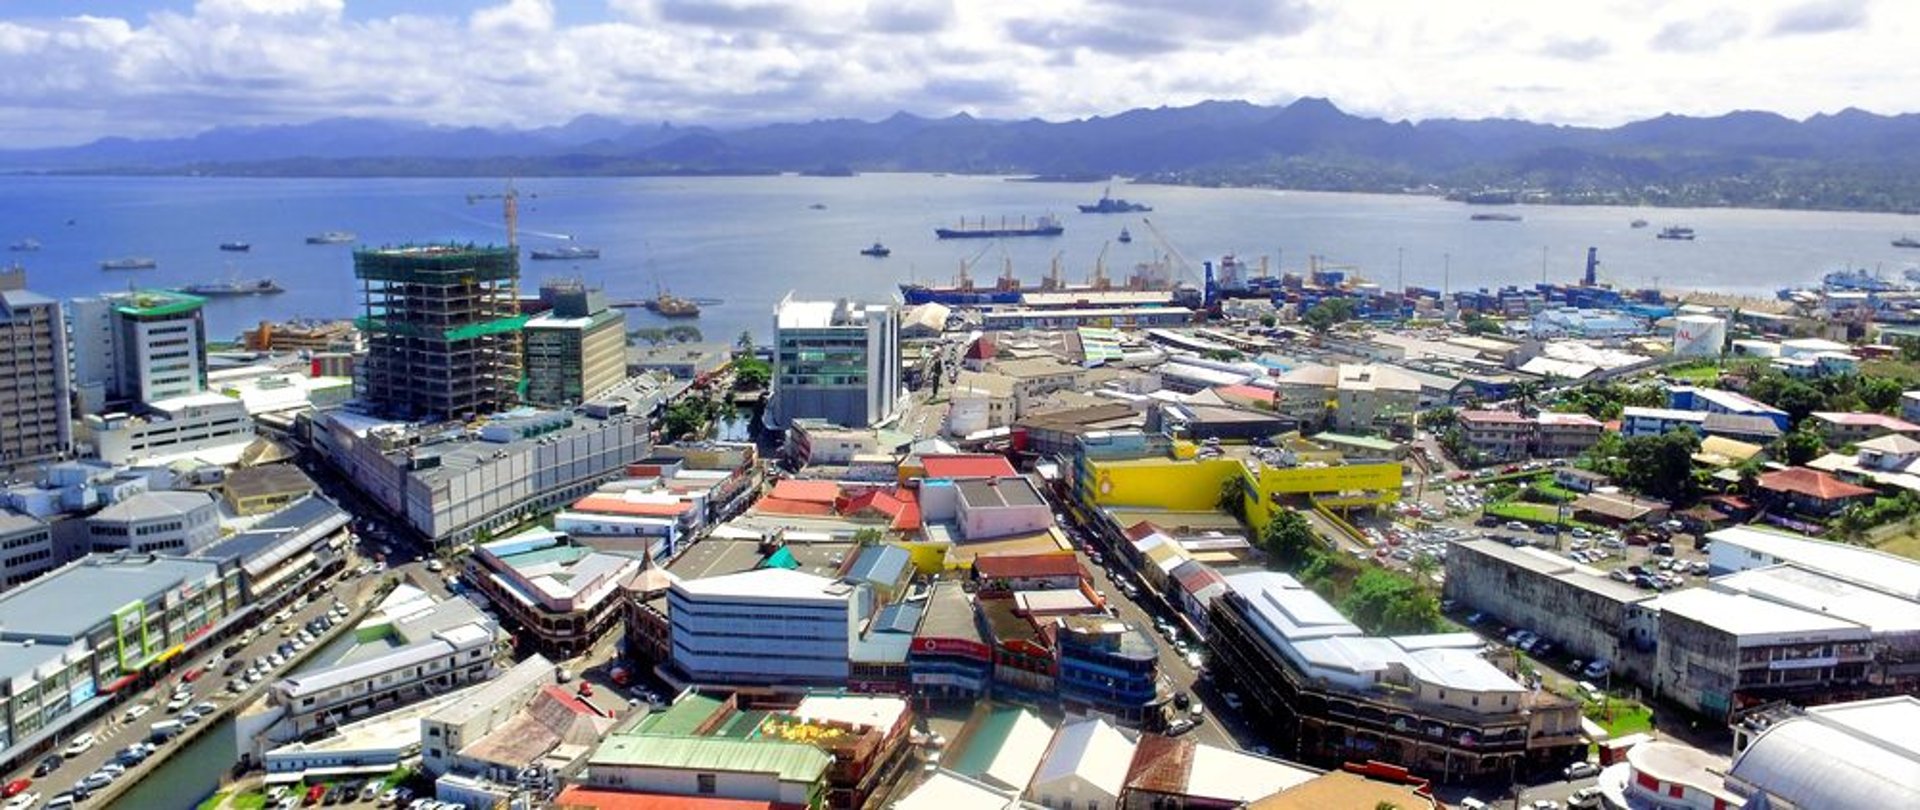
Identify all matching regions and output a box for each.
[3,778,31,798]
[577,681,594,697]
[181,666,205,683]
[305,784,326,806]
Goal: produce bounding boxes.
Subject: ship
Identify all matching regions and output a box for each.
[646,292,700,318]
[176,278,284,296]
[1630,219,1649,229]
[1470,213,1523,222]
[8,238,39,252]
[1118,227,1133,243]
[1821,267,1908,293]
[935,214,1064,239]
[1894,236,1920,249]
[1077,186,1152,213]
[100,257,157,270]
[305,231,355,245]
[899,254,1198,307]
[859,241,891,257]
[1656,226,1696,241]
[529,244,600,261]
[219,241,250,252]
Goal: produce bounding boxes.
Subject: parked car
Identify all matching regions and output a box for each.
[60,734,96,758]
[1569,786,1604,807]
[1565,761,1599,779]
[33,755,61,777]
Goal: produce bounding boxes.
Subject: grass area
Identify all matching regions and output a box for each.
[1485,501,1564,524]
[1863,358,1920,387]
[1584,698,1655,737]
[1874,529,1920,561]
[1666,362,1724,385]
[196,793,227,810]
[197,792,267,810]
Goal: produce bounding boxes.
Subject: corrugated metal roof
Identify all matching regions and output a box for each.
[589,735,831,783]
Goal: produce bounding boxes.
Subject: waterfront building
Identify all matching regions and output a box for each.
[0,269,71,468]
[269,596,499,738]
[769,294,899,429]
[354,244,523,421]
[67,289,208,412]
[522,280,627,409]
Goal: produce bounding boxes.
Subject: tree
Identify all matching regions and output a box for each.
[662,398,710,440]
[736,329,755,354]
[1218,474,1251,523]
[1774,428,1826,466]
[732,356,772,391]
[1422,406,1458,432]
[1511,380,1543,416]
[1616,428,1702,501]
[628,327,666,346]
[1302,298,1357,332]
[1340,569,1442,635]
[1462,314,1502,336]
[1261,510,1321,568]
[1860,376,1905,413]
[664,324,704,344]
[1202,348,1243,362]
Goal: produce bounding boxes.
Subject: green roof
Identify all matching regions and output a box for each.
[712,709,771,739]
[634,693,724,737]
[354,313,529,341]
[948,706,1024,778]
[590,735,830,783]
[115,290,205,318]
[500,545,590,570]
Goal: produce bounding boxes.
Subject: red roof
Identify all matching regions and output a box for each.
[1124,521,1162,542]
[964,336,997,361]
[753,498,837,517]
[540,685,606,717]
[769,479,841,504]
[570,495,693,518]
[842,488,923,531]
[1812,411,1920,431]
[1459,409,1530,425]
[1757,467,1876,501]
[553,787,802,810]
[973,553,1086,580]
[921,454,1018,480]
[1214,384,1278,405]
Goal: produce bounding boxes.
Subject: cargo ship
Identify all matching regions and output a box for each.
[101,257,157,270]
[934,214,1063,239]
[219,241,250,252]
[1656,226,1696,241]
[305,231,355,245]
[1470,213,1522,222]
[176,278,284,296]
[899,255,1196,306]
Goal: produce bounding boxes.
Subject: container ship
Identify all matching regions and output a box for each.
[934,214,1063,239]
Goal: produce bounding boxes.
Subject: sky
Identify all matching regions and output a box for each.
[0,0,1914,148]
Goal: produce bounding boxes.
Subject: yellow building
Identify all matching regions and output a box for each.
[1079,450,1401,534]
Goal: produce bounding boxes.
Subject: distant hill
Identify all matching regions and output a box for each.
[7,99,1920,213]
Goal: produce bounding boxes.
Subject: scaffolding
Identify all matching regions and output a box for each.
[354,244,523,421]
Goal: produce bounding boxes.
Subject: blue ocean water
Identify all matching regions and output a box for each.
[3,173,1917,344]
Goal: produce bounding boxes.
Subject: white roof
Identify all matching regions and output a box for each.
[791,694,908,733]
[1650,588,1867,642]
[1030,716,1135,800]
[670,566,850,604]
[1713,564,1920,635]
[977,709,1053,791]
[1184,744,1319,803]
[1403,647,1524,693]
[1708,525,1920,601]
[894,769,1032,810]
[1518,356,1597,380]
[1730,696,1920,809]
[1223,571,1360,645]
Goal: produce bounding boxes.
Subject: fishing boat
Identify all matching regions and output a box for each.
[305,231,355,245]
[101,257,157,270]
[1118,227,1133,243]
[219,241,251,252]
[859,241,891,257]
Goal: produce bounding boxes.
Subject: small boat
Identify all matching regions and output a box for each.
[1117,227,1133,243]
[177,278,283,297]
[219,241,250,252]
[529,244,600,261]
[808,203,828,210]
[1656,226,1696,241]
[101,257,158,270]
[859,241,891,258]
[1629,219,1649,229]
[1470,212,1523,222]
[1894,236,1920,249]
[305,231,355,245]
[8,238,39,252]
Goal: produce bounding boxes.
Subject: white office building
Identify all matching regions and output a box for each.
[68,290,208,412]
[85,392,256,466]
[668,567,862,685]
[769,294,899,429]
[86,490,221,555]
[271,621,496,737]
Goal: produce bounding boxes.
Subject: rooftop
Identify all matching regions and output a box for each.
[948,704,1053,791]
[670,567,851,604]
[921,454,1019,480]
[915,581,986,644]
[0,553,222,642]
[1706,525,1920,601]
[91,490,217,524]
[223,464,315,501]
[1032,716,1135,799]
[1757,466,1876,500]
[553,787,800,810]
[1652,587,1867,640]
[973,553,1086,581]
[775,295,889,330]
[955,477,1046,509]
[589,734,831,783]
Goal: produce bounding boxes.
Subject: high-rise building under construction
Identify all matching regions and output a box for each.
[354,244,526,421]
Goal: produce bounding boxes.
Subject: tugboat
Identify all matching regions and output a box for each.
[1077,185,1152,213]
[218,241,250,252]
[1117,227,1133,243]
[1656,226,1696,241]
[647,291,700,318]
[529,244,600,261]
[1894,236,1920,249]
[305,231,355,245]
[859,241,891,258]
[7,238,39,252]
[101,257,158,270]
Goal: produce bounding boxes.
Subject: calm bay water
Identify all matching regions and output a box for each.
[4,174,1919,346]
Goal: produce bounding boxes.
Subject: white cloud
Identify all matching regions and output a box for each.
[0,0,1912,148]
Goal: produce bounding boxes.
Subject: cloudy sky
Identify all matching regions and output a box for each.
[0,0,1912,148]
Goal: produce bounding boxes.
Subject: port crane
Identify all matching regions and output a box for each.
[466,180,528,249]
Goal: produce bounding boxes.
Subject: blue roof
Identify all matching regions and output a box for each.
[844,545,911,588]
[871,600,926,635]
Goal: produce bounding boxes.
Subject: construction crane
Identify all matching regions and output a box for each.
[466,179,528,249]
[1138,217,1198,282]
[464,180,529,403]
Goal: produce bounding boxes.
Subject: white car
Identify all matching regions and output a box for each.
[1564,761,1599,779]
[123,703,152,722]
[166,695,192,712]
[1569,786,1603,807]
[61,733,97,757]
[5,793,40,810]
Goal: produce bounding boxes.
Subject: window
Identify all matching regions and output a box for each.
[696,774,716,794]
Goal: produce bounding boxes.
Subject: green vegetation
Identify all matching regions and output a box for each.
[732,356,771,391]
[1551,380,1664,421]
[1485,501,1565,524]
[1341,568,1442,635]
[1462,314,1502,336]
[1581,429,1700,501]
[1302,298,1357,332]
[1260,510,1442,636]
[662,396,734,440]
[1831,492,1920,544]
[1666,361,1724,385]
[1584,697,1655,738]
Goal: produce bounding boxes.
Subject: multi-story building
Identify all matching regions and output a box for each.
[909,581,992,699]
[1456,409,1531,462]
[0,271,71,469]
[84,392,255,465]
[354,244,523,421]
[1668,386,1791,432]
[418,653,557,777]
[769,294,899,429]
[522,280,627,409]
[68,290,208,412]
[1650,587,1873,719]
[271,613,498,737]
[311,401,651,548]
[241,318,362,354]
[1206,571,1583,782]
[86,490,221,555]
[1807,411,1920,446]
[1054,615,1163,726]
[1443,539,1658,679]
[461,529,644,659]
[0,510,54,589]
[1274,364,1421,433]
[667,567,863,685]
[1533,411,1603,457]
[626,342,732,382]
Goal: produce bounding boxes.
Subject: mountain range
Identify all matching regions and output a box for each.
[7,99,1920,213]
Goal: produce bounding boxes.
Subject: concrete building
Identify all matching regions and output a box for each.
[1443,539,1657,678]
[1722,696,1920,809]
[241,319,361,354]
[769,294,899,429]
[1669,386,1791,432]
[0,271,71,469]
[461,529,644,659]
[627,342,732,381]
[85,392,255,466]
[0,510,53,589]
[1273,364,1420,433]
[1534,412,1604,458]
[67,289,208,412]
[354,245,523,421]
[86,490,221,555]
[271,613,498,738]
[1054,615,1164,726]
[1205,571,1583,781]
[1027,716,1135,810]
[194,495,350,608]
[668,567,863,685]
[1650,586,1873,719]
[1457,409,1531,463]
[1807,411,1920,446]
[312,403,651,548]
[522,280,627,409]
[417,653,557,775]
[221,464,315,516]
